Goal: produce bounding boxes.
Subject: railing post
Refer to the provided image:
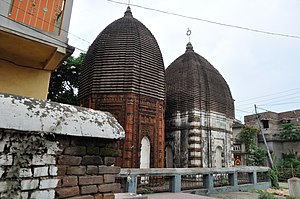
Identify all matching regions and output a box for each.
[126,175,137,193]
[229,172,238,191]
[169,174,181,193]
[249,171,257,184]
[203,174,214,192]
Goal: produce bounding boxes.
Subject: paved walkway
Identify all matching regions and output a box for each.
[115,193,217,199]
[116,182,289,199]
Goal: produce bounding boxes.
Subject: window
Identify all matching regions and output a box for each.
[261,120,269,129]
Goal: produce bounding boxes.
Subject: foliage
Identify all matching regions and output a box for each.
[280,150,300,168]
[268,167,279,188]
[3,134,46,199]
[237,126,258,151]
[47,53,85,105]
[248,147,267,166]
[279,123,300,141]
[257,190,276,199]
[285,196,297,199]
[238,126,266,166]
[286,196,297,199]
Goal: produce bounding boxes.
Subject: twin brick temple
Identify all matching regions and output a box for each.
[79,7,235,169]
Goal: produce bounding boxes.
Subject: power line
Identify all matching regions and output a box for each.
[108,0,300,39]
[236,92,300,109]
[236,87,300,104]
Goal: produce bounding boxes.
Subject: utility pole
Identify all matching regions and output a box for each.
[254,104,273,168]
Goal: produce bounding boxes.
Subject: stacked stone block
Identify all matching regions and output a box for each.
[0,130,122,199]
[0,130,59,198]
[55,135,121,199]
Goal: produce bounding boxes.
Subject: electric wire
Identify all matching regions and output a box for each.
[108,0,300,39]
[236,87,300,104]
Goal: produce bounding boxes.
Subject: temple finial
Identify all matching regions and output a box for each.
[124,6,133,17]
[186,28,192,42]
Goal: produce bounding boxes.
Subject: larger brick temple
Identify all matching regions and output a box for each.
[78,7,165,168]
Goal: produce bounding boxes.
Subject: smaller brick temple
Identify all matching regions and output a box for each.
[165,42,235,168]
[78,7,165,169]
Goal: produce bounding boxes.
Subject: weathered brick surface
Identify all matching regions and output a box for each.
[104,157,115,166]
[54,136,121,198]
[0,167,5,178]
[21,179,39,190]
[82,155,103,165]
[80,185,98,194]
[19,168,32,177]
[103,193,114,199]
[56,186,80,198]
[87,166,98,174]
[95,194,104,199]
[57,165,67,176]
[98,183,116,193]
[0,181,7,192]
[87,146,100,155]
[104,174,115,183]
[62,176,78,187]
[69,195,94,199]
[67,166,86,175]
[31,190,55,199]
[39,179,59,189]
[98,166,120,174]
[58,155,82,165]
[79,175,103,185]
[32,154,55,165]
[49,165,58,176]
[64,146,87,156]
[110,183,121,192]
[34,166,49,177]
[0,155,13,165]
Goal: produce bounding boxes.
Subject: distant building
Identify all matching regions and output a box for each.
[232,120,246,166]
[244,109,300,165]
[0,0,74,99]
[78,7,165,169]
[165,42,235,168]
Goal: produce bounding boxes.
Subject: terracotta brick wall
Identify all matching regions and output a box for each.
[55,135,122,199]
[0,130,122,199]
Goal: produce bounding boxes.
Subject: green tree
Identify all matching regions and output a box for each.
[237,126,258,151]
[237,126,266,166]
[47,53,85,105]
[279,123,300,141]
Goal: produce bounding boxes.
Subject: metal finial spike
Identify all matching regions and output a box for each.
[128,0,131,6]
[186,28,192,42]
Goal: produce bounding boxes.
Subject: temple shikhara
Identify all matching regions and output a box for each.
[79,7,165,169]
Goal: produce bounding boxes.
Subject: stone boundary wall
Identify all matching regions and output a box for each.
[0,129,121,199]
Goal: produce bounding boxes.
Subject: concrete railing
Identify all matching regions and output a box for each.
[117,166,271,194]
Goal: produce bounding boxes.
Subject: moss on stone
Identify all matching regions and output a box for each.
[99,147,121,157]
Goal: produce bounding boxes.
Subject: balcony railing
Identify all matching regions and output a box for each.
[117,166,271,195]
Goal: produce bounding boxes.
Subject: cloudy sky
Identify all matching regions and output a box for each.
[68,0,300,122]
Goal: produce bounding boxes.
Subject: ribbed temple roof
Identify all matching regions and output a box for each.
[79,7,165,100]
[165,42,234,119]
